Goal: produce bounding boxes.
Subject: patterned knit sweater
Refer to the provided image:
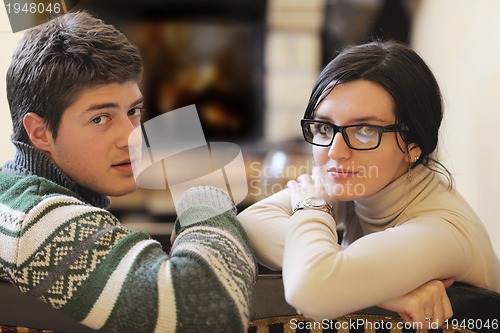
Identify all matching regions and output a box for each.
[0,142,257,333]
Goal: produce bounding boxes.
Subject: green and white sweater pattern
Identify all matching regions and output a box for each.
[0,142,257,332]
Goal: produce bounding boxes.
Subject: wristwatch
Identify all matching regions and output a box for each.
[292,197,334,216]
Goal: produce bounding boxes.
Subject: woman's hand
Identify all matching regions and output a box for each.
[287,167,328,209]
[170,228,177,245]
[377,278,454,329]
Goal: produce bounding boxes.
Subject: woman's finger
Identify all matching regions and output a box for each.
[311,166,322,182]
[442,277,454,289]
[297,174,313,185]
[429,302,443,329]
[441,286,454,322]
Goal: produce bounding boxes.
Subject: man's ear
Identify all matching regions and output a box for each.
[23,112,54,153]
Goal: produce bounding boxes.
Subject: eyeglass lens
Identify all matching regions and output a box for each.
[304,121,381,149]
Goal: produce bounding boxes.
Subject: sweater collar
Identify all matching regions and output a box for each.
[2,141,111,209]
[352,164,437,230]
[340,165,438,246]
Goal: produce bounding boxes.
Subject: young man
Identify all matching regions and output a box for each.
[0,12,256,332]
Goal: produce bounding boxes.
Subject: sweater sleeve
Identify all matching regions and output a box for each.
[166,186,257,333]
[237,189,475,321]
[9,187,257,333]
[283,213,470,320]
[237,189,293,270]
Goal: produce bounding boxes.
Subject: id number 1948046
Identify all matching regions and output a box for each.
[5,1,62,14]
[445,318,498,331]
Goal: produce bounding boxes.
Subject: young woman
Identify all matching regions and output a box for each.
[238,41,500,328]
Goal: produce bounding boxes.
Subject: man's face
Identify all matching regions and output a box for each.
[46,81,143,196]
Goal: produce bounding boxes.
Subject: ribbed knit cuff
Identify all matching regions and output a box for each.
[176,186,237,229]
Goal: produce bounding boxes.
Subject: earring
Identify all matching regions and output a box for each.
[408,155,420,181]
[407,156,412,181]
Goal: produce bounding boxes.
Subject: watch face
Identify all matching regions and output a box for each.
[306,197,326,207]
[293,196,333,216]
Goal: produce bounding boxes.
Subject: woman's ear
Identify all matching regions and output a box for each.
[23,112,54,153]
[404,143,422,164]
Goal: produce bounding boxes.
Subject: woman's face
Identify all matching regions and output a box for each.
[312,79,418,201]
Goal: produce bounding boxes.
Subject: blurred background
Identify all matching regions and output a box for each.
[0,0,499,255]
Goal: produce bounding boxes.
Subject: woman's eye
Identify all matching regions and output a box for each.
[356,126,377,137]
[91,116,110,125]
[316,123,331,136]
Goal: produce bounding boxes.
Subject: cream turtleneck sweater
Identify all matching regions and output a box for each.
[238,165,500,320]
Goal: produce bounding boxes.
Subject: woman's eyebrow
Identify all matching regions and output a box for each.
[349,116,389,123]
[314,114,390,123]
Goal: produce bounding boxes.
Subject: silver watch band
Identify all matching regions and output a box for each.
[292,197,334,216]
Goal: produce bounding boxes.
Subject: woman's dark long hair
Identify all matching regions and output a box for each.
[304,40,453,186]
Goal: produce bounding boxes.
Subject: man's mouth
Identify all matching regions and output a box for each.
[112,159,134,174]
[113,158,133,167]
[113,161,131,167]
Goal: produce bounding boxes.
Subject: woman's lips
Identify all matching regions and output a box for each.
[327,167,359,180]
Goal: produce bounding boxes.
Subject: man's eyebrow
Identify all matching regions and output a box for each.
[129,97,144,108]
[86,103,119,112]
[85,97,144,113]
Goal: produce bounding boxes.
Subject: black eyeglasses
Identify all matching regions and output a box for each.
[301,119,408,150]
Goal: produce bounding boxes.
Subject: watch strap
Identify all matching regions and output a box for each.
[292,197,334,216]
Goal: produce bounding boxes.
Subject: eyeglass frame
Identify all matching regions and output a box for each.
[300,118,409,151]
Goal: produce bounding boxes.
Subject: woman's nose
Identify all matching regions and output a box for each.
[327,132,352,160]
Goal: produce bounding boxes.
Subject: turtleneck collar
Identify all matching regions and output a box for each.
[340,164,438,244]
[2,141,111,209]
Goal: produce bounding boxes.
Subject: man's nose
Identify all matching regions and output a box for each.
[117,116,138,148]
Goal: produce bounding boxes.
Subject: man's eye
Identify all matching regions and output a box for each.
[128,107,142,117]
[91,116,110,125]
[128,108,143,127]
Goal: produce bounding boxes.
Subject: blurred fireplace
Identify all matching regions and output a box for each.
[81,0,267,144]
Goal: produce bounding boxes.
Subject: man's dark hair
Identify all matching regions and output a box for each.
[7,11,143,143]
